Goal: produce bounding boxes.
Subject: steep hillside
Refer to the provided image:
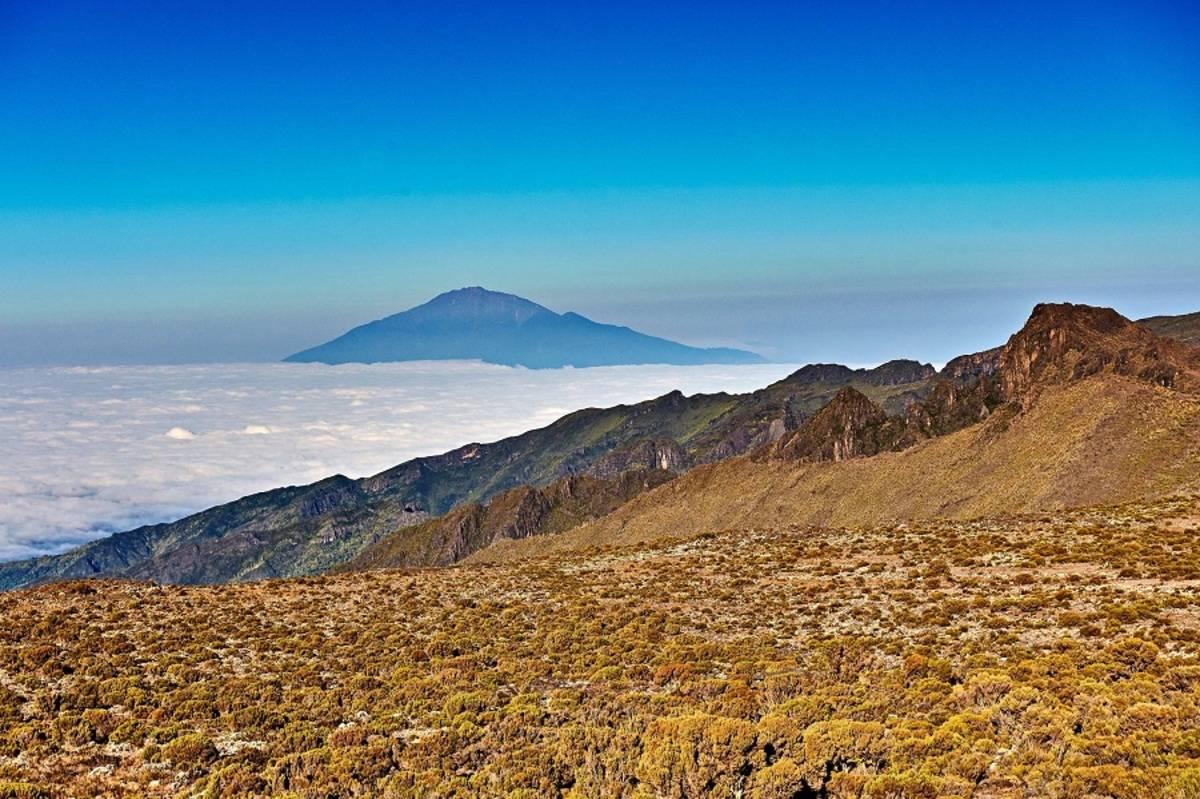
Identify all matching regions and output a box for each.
[472,303,1200,563]
[285,286,763,367]
[472,376,1200,563]
[339,469,675,571]
[0,361,932,589]
[6,496,1200,797]
[998,303,1200,399]
[1139,309,1200,347]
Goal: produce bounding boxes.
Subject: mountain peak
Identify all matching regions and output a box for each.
[778,360,934,389]
[771,386,894,462]
[865,359,937,386]
[285,288,764,368]
[998,302,1200,399]
[416,287,552,323]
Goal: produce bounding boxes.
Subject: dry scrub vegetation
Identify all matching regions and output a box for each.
[4,496,1200,798]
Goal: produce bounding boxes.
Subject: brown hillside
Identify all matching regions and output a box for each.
[7,496,1200,796]
[471,303,1200,563]
[1139,309,1200,348]
[340,469,675,570]
[471,376,1200,563]
[999,302,1200,399]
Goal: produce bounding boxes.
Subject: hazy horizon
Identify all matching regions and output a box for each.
[3,2,1197,366]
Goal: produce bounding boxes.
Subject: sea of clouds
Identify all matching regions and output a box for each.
[0,360,798,562]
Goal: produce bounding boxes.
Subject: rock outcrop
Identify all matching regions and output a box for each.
[997,303,1200,400]
[771,302,1198,466]
[771,387,901,462]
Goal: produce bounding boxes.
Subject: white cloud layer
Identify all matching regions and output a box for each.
[0,360,797,562]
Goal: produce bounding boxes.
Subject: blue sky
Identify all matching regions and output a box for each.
[1,0,1197,365]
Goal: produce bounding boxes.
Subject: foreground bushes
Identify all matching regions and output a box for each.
[2,496,1200,796]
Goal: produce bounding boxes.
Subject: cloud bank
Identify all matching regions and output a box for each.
[0,360,797,562]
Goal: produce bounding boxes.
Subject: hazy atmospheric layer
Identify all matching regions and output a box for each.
[0,360,797,561]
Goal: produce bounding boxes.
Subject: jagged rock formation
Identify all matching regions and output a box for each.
[999,302,1200,400]
[585,438,691,479]
[941,346,1003,384]
[473,302,1200,563]
[769,377,1004,464]
[770,387,900,462]
[904,377,999,437]
[865,359,938,385]
[786,359,936,387]
[771,303,1198,467]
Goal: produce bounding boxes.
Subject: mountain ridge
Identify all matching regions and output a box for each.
[471,302,1200,563]
[285,286,765,368]
[1138,309,1200,348]
[473,375,1200,564]
[0,359,935,589]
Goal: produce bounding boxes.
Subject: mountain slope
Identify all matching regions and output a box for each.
[1139,309,1200,348]
[9,496,1200,797]
[0,361,934,589]
[473,375,1200,563]
[285,286,764,367]
[472,303,1200,563]
[338,469,676,571]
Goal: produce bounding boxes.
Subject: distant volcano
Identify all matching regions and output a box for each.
[284,287,764,368]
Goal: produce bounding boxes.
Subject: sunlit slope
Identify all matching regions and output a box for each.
[5,496,1200,796]
[472,376,1200,562]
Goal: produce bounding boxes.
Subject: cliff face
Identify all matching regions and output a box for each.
[770,387,897,462]
[769,303,1199,467]
[586,438,692,478]
[942,346,1003,385]
[998,303,1200,400]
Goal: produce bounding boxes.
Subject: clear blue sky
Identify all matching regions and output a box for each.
[1,0,1197,365]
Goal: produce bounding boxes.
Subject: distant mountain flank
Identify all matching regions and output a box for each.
[336,469,677,572]
[285,286,764,368]
[1139,309,1200,348]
